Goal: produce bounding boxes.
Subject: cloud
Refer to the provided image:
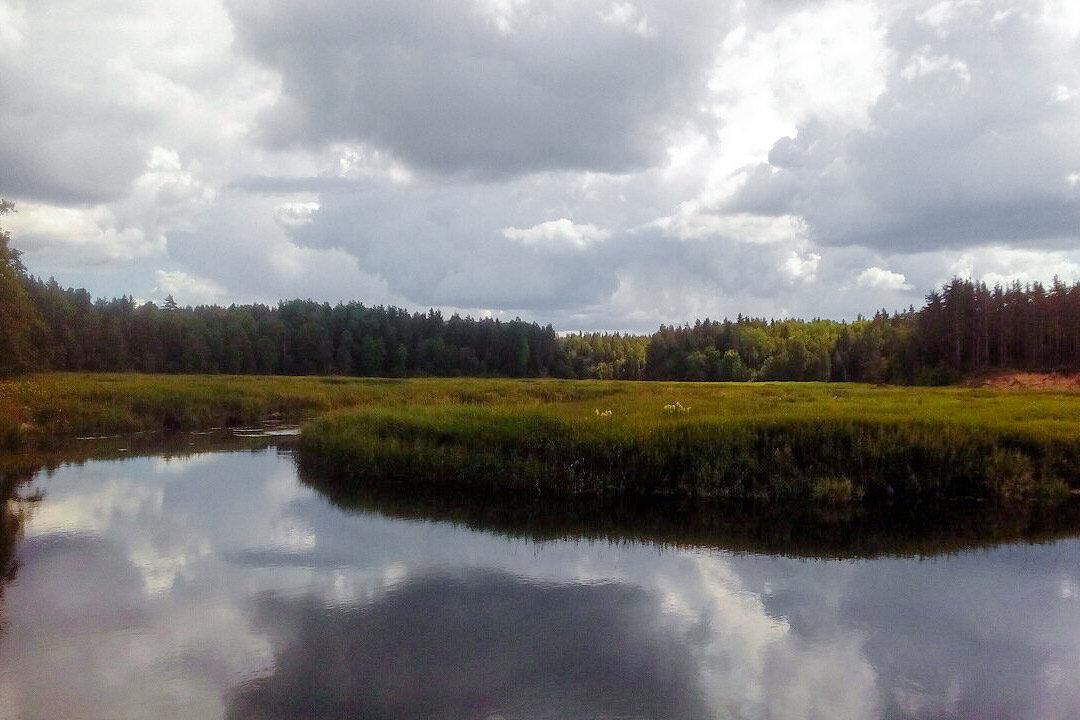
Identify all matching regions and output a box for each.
[950,247,1080,288]
[780,251,821,283]
[2,0,1080,329]
[273,201,320,229]
[856,266,912,290]
[729,0,1080,253]
[153,269,226,305]
[599,2,655,37]
[4,202,162,268]
[900,46,971,85]
[224,0,731,178]
[0,0,273,205]
[502,218,611,250]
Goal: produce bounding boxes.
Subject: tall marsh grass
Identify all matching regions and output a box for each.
[4,373,1080,505]
[299,380,1080,505]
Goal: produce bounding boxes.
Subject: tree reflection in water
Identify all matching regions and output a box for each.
[0,463,40,621]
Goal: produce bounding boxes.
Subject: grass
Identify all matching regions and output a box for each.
[296,379,1080,505]
[3,373,1080,557]
[5,373,1080,505]
[0,373,412,450]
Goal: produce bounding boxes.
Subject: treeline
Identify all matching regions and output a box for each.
[561,332,649,380]
[644,277,1080,384]
[645,312,917,383]
[916,278,1080,374]
[0,207,572,378]
[16,279,570,377]
[6,202,1080,382]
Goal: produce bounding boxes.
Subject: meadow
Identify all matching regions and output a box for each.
[295,378,1080,505]
[4,373,1080,506]
[0,372,402,450]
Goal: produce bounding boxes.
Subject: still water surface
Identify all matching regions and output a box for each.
[2,443,1080,719]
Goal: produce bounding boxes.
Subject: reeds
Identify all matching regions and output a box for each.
[298,381,1080,505]
[4,373,1080,504]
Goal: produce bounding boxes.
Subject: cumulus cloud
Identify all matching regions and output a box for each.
[949,248,1080,288]
[2,0,1080,328]
[731,0,1080,253]
[502,218,611,250]
[599,2,655,37]
[781,251,821,283]
[4,202,162,268]
[153,269,226,305]
[0,0,273,205]
[856,266,912,290]
[224,0,730,178]
[900,47,971,85]
[274,201,321,229]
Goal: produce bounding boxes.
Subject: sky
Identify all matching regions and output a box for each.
[1,0,1079,332]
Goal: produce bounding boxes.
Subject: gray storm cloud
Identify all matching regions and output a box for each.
[727,0,1080,251]
[224,0,730,177]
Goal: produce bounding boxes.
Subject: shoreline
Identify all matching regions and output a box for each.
[5,372,1080,507]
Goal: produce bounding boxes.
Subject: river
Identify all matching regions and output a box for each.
[1,434,1079,719]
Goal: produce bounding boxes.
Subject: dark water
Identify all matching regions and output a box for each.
[2,443,1080,719]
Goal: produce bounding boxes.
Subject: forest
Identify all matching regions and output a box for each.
[3,201,1079,383]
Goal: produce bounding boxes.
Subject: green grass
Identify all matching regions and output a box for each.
[3,373,1080,558]
[0,374,626,448]
[0,373,409,449]
[297,379,1080,505]
[5,374,1080,505]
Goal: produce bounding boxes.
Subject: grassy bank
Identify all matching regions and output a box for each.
[5,373,1080,505]
[298,380,1080,505]
[0,373,407,450]
[0,374,631,450]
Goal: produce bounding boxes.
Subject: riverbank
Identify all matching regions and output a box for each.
[5,373,1080,505]
[0,373,634,451]
[0,373,399,451]
[297,379,1080,505]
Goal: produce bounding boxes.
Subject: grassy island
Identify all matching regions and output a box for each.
[297,378,1080,505]
[4,373,1080,507]
[0,373,400,451]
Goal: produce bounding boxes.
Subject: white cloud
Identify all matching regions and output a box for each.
[153,269,226,305]
[0,0,1078,329]
[951,252,975,280]
[901,47,972,86]
[599,3,653,37]
[4,202,162,267]
[0,1,27,52]
[781,251,821,283]
[654,210,807,244]
[856,266,912,290]
[502,218,611,250]
[971,247,1080,288]
[274,201,320,228]
[472,0,533,35]
[915,0,976,37]
[1040,0,1080,38]
[709,1,891,134]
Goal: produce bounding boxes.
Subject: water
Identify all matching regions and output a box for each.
[2,442,1080,719]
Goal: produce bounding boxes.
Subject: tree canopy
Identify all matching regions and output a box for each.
[0,201,42,375]
[5,209,1080,383]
